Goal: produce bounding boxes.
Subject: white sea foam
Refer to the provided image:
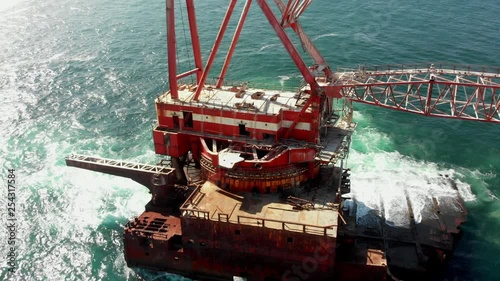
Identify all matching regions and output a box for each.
[313,32,338,41]
[348,110,476,227]
[258,43,280,52]
[348,142,475,230]
[0,0,26,12]
[278,75,290,87]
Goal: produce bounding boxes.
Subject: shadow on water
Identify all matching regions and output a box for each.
[440,202,500,281]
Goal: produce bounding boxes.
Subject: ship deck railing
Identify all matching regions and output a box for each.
[179,209,337,237]
[236,215,336,236]
[181,208,210,220]
[179,185,337,237]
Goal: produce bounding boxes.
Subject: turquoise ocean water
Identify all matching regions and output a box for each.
[1,0,499,280]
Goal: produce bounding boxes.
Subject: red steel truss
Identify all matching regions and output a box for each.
[167,0,319,98]
[166,0,500,125]
[331,64,500,123]
[273,0,333,78]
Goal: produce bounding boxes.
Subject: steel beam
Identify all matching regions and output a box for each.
[177,68,200,80]
[193,0,238,101]
[166,0,178,99]
[65,154,175,190]
[274,0,333,78]
[186,0,203,83]
[217,0,253,88]
[256,0,317,87]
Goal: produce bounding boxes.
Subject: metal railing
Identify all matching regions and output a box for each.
[236,215,336,237]
[180,200,337,236]
[181,208,210,220]
[65,154,175,176]
[336,62,500,77]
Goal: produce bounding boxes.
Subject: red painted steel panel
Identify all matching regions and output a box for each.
[163,132,190,157]
[166,0,178,99]
[289,148,316,163]
[193,0,238,101]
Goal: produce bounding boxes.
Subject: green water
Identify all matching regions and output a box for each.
[0,0,499,280]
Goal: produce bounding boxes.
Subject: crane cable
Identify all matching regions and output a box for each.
[177,0,194,85]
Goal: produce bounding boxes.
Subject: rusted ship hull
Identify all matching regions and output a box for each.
[123,213,387,281]
[120,178,464,281]
[66,150,465,281]
[122,175,387,281]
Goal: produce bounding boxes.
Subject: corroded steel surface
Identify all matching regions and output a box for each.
[180,181,339,237]
[67,153,464,280]
[63,1,485,280]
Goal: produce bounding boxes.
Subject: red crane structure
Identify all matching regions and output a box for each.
[66,1,499,280]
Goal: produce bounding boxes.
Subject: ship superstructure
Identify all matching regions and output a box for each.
[66,0,500,280]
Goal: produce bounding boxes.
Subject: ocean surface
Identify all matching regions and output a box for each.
[1,0,499,280]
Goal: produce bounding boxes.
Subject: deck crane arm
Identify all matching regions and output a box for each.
[327,64,500,123]
[256,0,319,89]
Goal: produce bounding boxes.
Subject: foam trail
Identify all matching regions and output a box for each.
[258,43,280,52]
[349,150,473,229]
[278,75,290,87]
[313,33,338,41]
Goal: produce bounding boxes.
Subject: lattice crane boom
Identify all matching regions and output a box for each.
[329,63,500,123]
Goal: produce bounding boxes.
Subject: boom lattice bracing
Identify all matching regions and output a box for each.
[331,63,500,123]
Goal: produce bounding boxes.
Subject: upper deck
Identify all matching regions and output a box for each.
[156,84,312,115]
